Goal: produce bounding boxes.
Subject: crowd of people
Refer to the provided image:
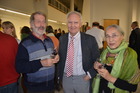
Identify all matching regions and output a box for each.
[0,11,140,93]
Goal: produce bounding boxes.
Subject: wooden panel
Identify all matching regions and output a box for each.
[104,19,119,30]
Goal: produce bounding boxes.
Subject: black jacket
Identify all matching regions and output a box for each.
[58,32,100,80]
[129,28,140,68]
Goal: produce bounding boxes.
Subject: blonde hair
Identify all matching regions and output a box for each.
[2,21,17,38]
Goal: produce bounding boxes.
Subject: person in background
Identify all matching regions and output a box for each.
[129,21,140,68]
[99,25,107,49]
[0,31,19,93]
[93,25,140,93]
[2,21,23,93]
[86,22,105,54]
[86,26,91,31]
[20,26,31,40]
[99,25,104,30]
[2,21,20,43]
[55,28,61,39]
[0,19,2,31]
[58,11,99,93]
[46,25,59,49]
[61,30,66,35]
[46,25,60,91]
[16,11,59,93]
[19,26,32,93]
[54,29,58,37]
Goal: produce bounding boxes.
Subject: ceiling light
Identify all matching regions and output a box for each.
[62,23,66,25]
[48,19,57,23]
[0,8,30,16]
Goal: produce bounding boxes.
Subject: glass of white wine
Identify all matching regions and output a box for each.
[96,58,105,78]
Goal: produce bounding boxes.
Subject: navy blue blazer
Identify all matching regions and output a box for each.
[58,32,100,80]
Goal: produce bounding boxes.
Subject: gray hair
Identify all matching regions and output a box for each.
[66,11,82,21]
[30,11,46,23]
[106,24,124,36]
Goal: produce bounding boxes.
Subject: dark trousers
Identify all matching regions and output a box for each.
[27,90,54,93]
[0,82,18,93]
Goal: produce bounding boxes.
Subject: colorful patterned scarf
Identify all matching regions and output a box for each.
[92,41,140,93]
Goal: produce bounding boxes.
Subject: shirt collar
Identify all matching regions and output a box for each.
[68,32,80,40]
[30,33,48,42]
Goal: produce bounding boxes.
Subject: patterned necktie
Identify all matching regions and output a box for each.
[66,36,74,77]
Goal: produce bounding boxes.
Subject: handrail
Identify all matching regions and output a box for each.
[48,0,70,14]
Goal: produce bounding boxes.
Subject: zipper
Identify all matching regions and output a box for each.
[42,40,47,51]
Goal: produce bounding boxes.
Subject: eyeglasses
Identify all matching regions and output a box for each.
[105,34,120,39]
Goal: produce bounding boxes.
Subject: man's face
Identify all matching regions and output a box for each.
[67,13,82,36]
[31,14,46,36]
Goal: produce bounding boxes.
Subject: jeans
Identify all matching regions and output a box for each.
[0,82,18,93]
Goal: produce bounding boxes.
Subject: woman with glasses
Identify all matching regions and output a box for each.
[93,25,140,93]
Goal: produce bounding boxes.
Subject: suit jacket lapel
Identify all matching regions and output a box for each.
[81,32,86,63]
[62,34,69,62]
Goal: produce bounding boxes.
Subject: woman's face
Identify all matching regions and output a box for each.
[105,27,124,49]
[2,26,13,36]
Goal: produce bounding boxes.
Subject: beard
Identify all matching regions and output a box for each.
[32,24,46,36]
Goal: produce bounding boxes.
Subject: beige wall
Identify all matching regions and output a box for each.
[0,0,67,40]
[82,0,140,40]
[0,9,67,40]
[0,10,30,40]
[1,0,140,40]
[137,0,140,23]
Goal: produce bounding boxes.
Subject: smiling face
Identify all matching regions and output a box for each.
[67,13,82,36]
[105,27,124,49]
[31,14,46,36]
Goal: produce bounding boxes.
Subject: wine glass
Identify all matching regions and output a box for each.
[50,48,58,59]
[96,58,105,78]
[96,58,105,69]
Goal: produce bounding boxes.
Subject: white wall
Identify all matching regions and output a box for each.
[137,0,140,23]
[0,9,67,40]
[0,0,68,40]
[1,0,140,40]
[82,0,140,40]
[48,5,68,32]
[91,0,130,40]
[82,0,91,25]
[0,10,30,40]
[48,5,67,24]
[0,0,34,14]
